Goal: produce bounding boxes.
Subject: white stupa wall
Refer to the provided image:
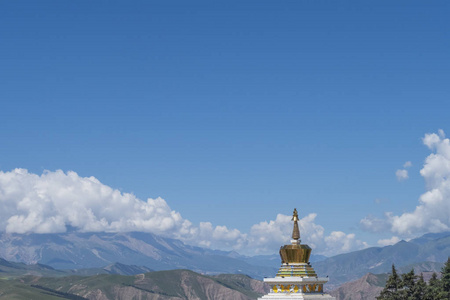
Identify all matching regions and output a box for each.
[258,277,335,299]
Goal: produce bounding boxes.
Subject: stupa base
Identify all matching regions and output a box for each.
[258,277,335,300]
[258,294,334,299]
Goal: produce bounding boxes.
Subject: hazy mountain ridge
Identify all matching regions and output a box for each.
[0,231,276,279]
[314,231,450,288]
[0,257,66,278]
[0,257,153,278]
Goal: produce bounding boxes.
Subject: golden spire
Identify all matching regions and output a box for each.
[292,208,300,241]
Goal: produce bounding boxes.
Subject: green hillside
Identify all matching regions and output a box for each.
[0,269,268,300]
[0,279,85,299]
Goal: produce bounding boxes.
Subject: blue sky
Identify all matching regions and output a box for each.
[1,1,450,255]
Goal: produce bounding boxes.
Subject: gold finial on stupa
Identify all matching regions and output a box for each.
[292,208,300,241]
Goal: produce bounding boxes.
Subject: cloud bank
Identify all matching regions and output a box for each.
[0,168,364,256]
[362,130,450,239]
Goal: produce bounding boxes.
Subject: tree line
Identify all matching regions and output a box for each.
[377,257,450,300]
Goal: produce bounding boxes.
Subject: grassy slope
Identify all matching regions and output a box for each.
[212,273,266,299]
[0,279,71,299]
[24,274,135,300]
[8,270,266,300]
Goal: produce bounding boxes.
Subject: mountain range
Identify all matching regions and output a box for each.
[0,230,449,291]
[0,231,276,279]
[314,231,450,289]
[1,231,450,299]
[0,256,445,300]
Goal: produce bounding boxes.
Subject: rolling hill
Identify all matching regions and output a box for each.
[0,269,268,300]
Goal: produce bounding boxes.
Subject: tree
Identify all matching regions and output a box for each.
[438,257,450,299]
[377,264,402,300]
[426,272,441,300]
[412,273,427,300]
[377,260,450,300]
[400,269,416,299]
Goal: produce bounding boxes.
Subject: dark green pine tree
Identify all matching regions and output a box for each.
[438,257,450,299]
[412,273,427,300]
[377,264,402,300]
[426,272,441,300]
[400,269,416,299]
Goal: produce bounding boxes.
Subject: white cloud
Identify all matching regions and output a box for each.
[360,214,391,232]
[361,130,450,238]
[377,236,400,246]
[248,213,367,256]
[0,168,365,256]
[0,169,185,235]
[395,161,412,181]
[324,231,368,256]
[0,169,249,251]
[395,169,409,181]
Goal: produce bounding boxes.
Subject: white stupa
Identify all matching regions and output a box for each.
[258,209,335,300]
